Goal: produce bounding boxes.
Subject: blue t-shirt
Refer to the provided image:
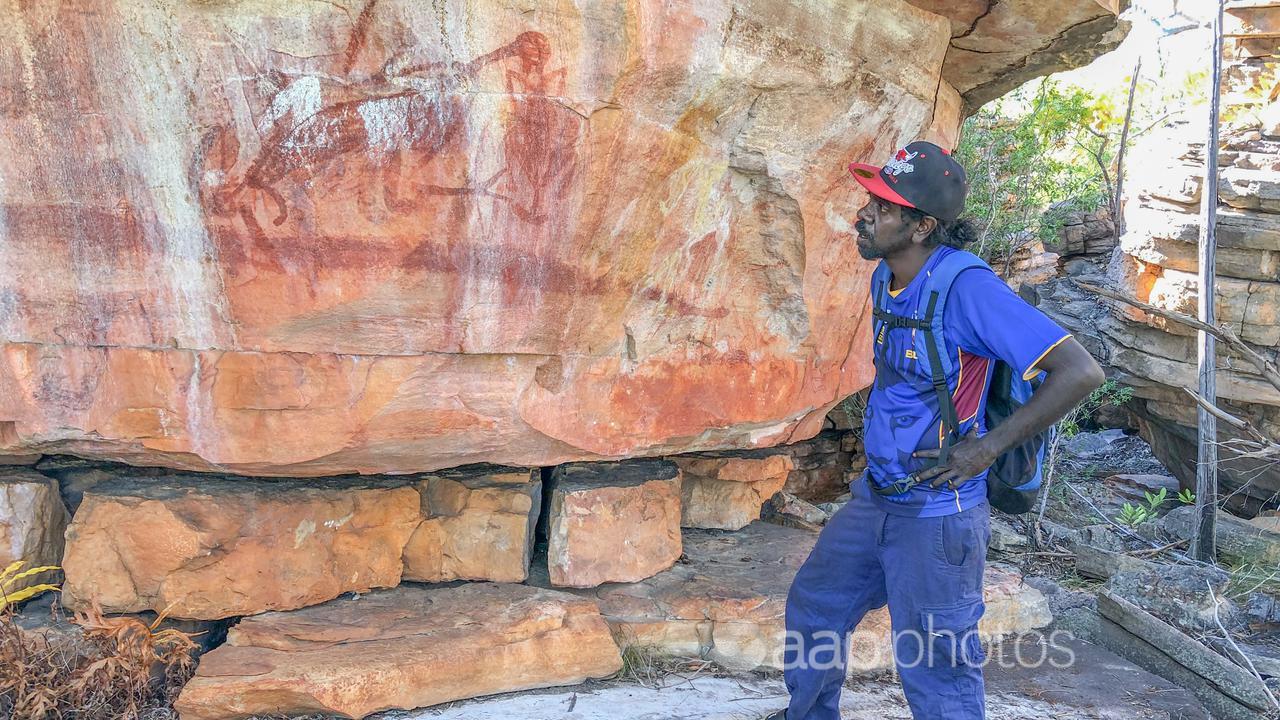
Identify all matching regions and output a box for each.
[858,246,1070,517]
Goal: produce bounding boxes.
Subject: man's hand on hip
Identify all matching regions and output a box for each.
[912,427,998,490]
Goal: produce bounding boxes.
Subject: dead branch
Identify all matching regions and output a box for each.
[1129,538,1188,556]
[1078,281,1280,393]
[1207,580,1280,711]
[1182,388,1279,456]
[1114,58,1142,239]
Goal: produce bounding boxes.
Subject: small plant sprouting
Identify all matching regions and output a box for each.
[1143,487,1168,511]
[1177,488,1196,505]
[1118,502,1150,526]
[1116,488,1169,527]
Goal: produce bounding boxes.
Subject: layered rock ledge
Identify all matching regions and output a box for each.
[174,583,623,720]
[61,464,540,618]
[1037,11,1280,513]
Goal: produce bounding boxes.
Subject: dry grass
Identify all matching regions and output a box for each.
[0,600,200,719]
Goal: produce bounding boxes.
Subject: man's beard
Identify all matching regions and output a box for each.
[855,219,910,260]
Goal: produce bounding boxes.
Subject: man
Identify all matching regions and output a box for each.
[765,141,1104,720]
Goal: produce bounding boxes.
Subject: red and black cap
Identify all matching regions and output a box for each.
[848,140,968,223]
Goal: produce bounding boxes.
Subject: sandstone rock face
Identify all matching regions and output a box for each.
[1038,15,1280,515]
[1046,206,1117,258]
[1003,239,1061,292]
[62,476,422,618]
[0,0,1118,476]
[781,429,864,502]
[907,0,1128,112]
[548,522,1051,673]
[402,465,540,583]
[174,583,623,720]
[673,450,792,530]
[61,464,540,617]
[546,460,682,588]
[0,469,69,593]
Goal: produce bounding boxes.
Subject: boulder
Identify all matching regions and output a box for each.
[1103,473,1182,510]
[1003,239,1061,290]
[786,464,859,504]
[760,491,828,531]
[987,515,1029,553]
[1161,505,1280,568]
[0,0,1121,476]
[61,464,543,617]
[62,475,422,619]
[174,583,623,720]
[1105,562,1247,634]
[1062,428,1127,459]
[401,465,541,583]
[1248,514,1280,533]
[0,468,69,594]
[546,460,682,588]
[673,450,793,530]
[1097,590,1276,720]
[548,522,1051,673]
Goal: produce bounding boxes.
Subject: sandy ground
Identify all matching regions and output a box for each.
[392,675,1176,720]
[382,635,1207,720]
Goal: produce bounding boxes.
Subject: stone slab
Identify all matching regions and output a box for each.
[539,522,1052,673]
[175,583,623,720]
[546,459,683,587]
[0,468,69,595]
[62,475,422,619]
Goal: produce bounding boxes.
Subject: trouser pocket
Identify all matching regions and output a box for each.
[935,502,988,569]
[918,597,986,671]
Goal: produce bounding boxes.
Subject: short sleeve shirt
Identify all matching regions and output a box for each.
[857,246,1070,517]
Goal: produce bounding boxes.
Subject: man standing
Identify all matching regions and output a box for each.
[765,141,1104,720]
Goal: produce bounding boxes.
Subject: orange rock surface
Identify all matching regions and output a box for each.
[0,0,1116,476]
[60,464,542,618]
[546,460,683,588]
[673,450,794,530]
[62,476,423,619]
[174,583,623,720]
[548,522,1051,673]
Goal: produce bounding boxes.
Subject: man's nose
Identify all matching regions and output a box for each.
[856,201,873,223]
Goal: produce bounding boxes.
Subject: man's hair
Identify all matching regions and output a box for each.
[901,206,979,250]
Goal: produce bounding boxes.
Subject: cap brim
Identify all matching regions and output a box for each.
[848,162,915,209]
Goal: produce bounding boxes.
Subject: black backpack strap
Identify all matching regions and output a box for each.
[871,279,933,391]
[871,279,890,391]
[920,290,962,466]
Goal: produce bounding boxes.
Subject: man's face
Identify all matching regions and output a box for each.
[854,197,915,260]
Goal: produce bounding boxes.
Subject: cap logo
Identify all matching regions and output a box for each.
[884,148,918,177]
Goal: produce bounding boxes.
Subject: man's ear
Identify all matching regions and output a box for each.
[912,215,937,244]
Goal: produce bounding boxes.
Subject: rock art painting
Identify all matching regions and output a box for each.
[0,0,1114,475]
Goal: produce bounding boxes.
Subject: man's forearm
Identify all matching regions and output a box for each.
[979,363,1103,457]
[915,337,1105,488]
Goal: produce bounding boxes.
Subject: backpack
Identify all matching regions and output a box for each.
[868,249,1049,514]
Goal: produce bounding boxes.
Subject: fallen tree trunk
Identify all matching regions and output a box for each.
[1097,589,1275,718]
